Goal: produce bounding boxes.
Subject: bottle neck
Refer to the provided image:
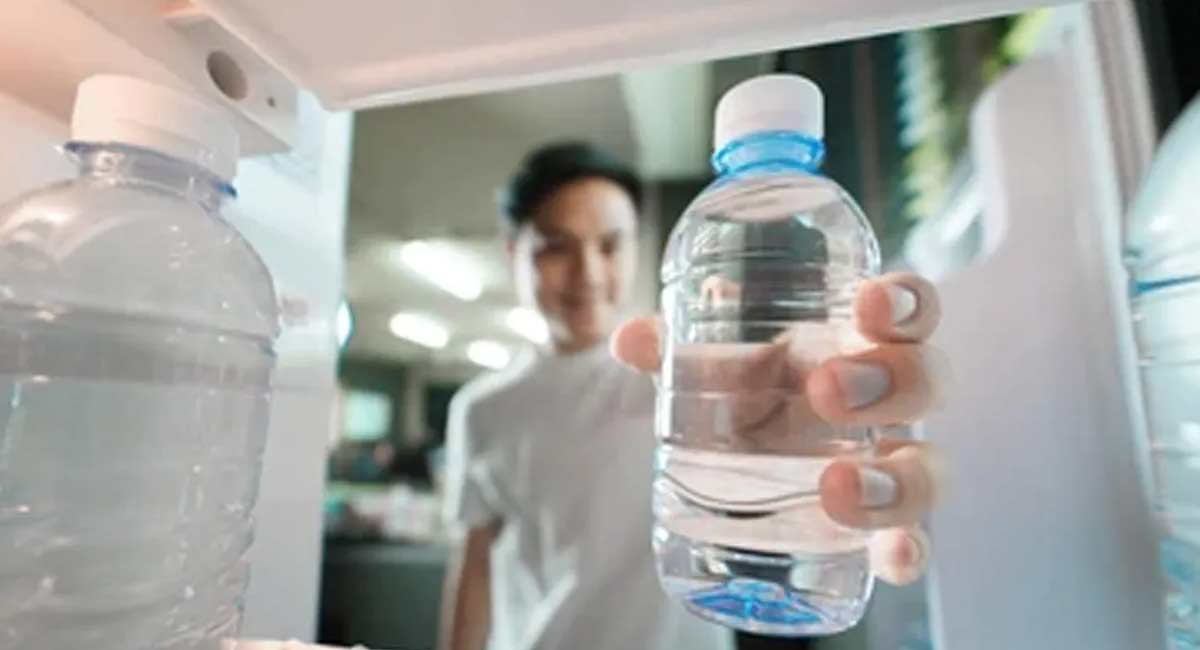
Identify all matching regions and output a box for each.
[65,141,236,212]
[711,130,825,177]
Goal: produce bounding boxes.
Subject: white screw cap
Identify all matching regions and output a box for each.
[713,74,824,152]
[71,75,239,181]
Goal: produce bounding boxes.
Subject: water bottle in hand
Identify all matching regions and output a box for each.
[654,74,881,637]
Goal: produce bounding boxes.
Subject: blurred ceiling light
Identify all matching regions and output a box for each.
[396,240,483,301]
[388,312,450,349]
[505,307,549,344]
[336,301,354,348]
[467,340,512,370]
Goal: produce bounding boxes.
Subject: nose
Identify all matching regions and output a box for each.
[573,244,606,291]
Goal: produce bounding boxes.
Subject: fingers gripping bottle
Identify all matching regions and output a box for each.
[0,76,279,649]
[653,74,881,636]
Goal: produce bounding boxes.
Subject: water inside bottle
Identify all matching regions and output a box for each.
[1133,276,1200,650]
[654,326,873,635]
[0,305,272,650]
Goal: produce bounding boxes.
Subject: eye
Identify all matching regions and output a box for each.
[600,236,621,257]
[537,239,569,257]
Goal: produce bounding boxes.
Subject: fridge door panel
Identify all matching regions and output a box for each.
[923,29,1160,650]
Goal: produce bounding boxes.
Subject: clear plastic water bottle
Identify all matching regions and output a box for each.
[0,76,279,650]
[1125,95,1200,650]
[654,74,880,636]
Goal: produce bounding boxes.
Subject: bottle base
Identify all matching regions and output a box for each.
[655,527,872,637]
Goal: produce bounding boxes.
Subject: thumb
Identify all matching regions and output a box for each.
[610,316,661,373]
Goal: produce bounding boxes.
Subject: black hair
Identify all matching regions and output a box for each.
[499,141,643,228]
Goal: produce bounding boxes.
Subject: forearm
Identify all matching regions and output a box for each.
[438,525,496,650]
[439,561,489,650]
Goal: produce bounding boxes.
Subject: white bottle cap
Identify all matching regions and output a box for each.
[71,75,239,181]
[713,74,824,152]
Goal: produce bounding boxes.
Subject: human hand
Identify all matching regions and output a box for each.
[611,272,947,585]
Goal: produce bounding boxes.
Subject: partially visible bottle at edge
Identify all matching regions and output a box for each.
[653,74,881,636]
[1125,94,1200,650]
[0,76,279,649]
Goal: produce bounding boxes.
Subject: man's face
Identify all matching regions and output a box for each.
[510,177,639,353]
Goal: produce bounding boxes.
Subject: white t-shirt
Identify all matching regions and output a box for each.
[444,344,733,650]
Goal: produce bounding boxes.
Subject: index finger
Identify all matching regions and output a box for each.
[855,272,940,344]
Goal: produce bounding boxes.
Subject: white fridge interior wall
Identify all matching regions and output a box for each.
[921,3,1159,649]
[233,95,353,641]
[0,89,351,643]
[0,95,72,197]
[192,0,1066,109]
[0,0,300,155]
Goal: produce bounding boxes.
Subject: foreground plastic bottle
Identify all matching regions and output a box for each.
[654,75,880,636]
[1125,95,1200,650]
[0,76,279,649]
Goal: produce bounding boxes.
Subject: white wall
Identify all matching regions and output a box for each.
[0,89,351,643]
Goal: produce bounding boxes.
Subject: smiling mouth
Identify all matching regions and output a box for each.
[563,297,602,310]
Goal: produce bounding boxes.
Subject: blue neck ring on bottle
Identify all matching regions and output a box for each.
[711,130,826,176]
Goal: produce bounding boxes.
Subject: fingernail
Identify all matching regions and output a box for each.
[888,284,919,324]
[832,360,891,409]
[901,531,925,567]
[858,466,899,508]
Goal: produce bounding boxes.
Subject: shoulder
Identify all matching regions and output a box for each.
[448,352,538,437]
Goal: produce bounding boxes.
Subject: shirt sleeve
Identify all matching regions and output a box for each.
[442,390,500,529]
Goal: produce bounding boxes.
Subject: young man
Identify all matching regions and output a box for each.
[439,142,945,650]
